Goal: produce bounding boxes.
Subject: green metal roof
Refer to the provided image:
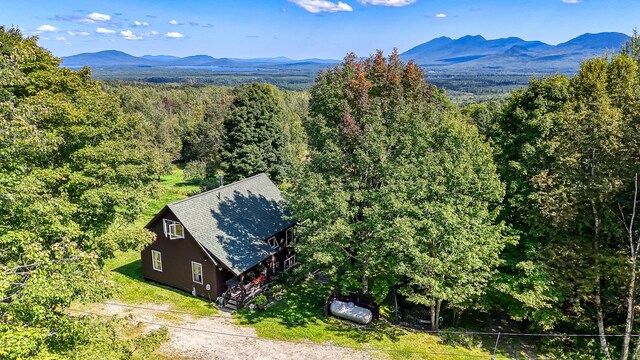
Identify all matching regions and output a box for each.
[167,173,295,276]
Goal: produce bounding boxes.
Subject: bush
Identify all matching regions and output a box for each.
[253,294,268,308]
[183,160,207,181]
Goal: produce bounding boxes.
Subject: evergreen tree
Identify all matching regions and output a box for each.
[219,82,291,183]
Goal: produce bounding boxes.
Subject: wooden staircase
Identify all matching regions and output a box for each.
[224,297,240,311]
[221,282,271,311]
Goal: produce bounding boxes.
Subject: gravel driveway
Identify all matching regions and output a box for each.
[96,302,373,360]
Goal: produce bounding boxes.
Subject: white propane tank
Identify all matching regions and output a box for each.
[329,300,373,324]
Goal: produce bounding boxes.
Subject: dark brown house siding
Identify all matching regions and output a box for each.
[142,208,226,298]
[141,207,296,299]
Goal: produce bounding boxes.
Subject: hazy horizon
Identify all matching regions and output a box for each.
[3,0,639,59]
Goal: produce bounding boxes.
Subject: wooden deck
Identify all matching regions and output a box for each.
[222,281,271,310]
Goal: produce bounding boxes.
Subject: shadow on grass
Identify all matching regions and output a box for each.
[112,258,212,304]
[113,258,145,280]
[235,278,402,344]
[173,179,201,190]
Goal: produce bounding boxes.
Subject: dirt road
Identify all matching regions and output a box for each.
[96,302,373,360]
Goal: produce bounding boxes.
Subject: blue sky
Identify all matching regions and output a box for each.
[3,0,639,59]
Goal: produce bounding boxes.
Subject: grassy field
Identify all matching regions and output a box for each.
[234,277,513,360]
[104,168,217,317]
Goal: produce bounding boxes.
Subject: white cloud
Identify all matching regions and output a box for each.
[288,0,353,13]
[435,13,447,18]
[87,12,111,21]
[357,0,415,6]
[36,24,58,32]
[165,31,184,38]
[67,31,90,36]
[55,36,66,41]
[169,19,179,25]
[133,20,150,26]
[121,30,142,40]
[562,0,581,3]
[148,30,159,36]
[96,27,116,34]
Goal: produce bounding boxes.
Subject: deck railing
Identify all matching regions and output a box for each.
[222,280,271,309]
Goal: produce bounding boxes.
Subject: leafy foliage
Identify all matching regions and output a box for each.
[219,82,299,183]
[0,27,163,358]
[487,52,640,358]
[287,50,510,329]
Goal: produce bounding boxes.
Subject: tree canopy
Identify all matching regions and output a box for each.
[287,51,510,329]
[0,27,165,359]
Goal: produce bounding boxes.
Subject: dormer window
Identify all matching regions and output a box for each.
[286,227,295,247]
[163,219,185,239]
[267,236,278,249]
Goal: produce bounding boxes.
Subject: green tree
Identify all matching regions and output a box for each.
[532,54,640,359]
[219,82,294,183]
[0,27,164,358]
[490,53,640,358]
[287,51,509,328]
[486,75,570,329]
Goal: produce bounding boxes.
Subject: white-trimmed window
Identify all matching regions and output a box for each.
[267,236,278,249]
[152,250,162,272]
[286,227,295,247]
[192,261,203,284]
[284,255,297,270]
[163,219,185,239]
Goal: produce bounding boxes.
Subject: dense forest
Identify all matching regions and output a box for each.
[2,26,640,359]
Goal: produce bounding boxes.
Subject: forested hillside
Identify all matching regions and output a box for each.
[3,25,640,359]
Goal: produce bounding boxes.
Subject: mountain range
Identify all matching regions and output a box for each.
[61,32,630,74]
[400,32,630,72]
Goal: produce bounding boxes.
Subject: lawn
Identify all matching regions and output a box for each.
[136,168,201,227]
[234,276,512,360]
[103,168,217,317]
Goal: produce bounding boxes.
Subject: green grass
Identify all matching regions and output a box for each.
[104,250,217,317]
[137,168,201,226]
[104,168,216,317]
[235,277,511,360]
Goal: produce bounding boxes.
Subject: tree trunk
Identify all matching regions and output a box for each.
[621,258,637,360]
[593,199,612,360]
[434,299,442,330]
[392,285,399,323]
[361,273,368,294]
[621,173,640,360]
[430,304,437,331]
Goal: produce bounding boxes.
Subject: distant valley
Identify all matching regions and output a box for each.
[61,32,630,96]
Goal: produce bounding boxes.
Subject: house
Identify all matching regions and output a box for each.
[141,173,297,308]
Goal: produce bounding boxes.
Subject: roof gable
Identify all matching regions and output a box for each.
[166,173,295,275]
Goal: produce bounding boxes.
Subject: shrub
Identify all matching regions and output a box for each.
[253,294,268,308]
[183,160,207,181]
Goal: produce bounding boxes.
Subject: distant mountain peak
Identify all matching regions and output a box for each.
[458,34,486,41]
[399,31,630,71]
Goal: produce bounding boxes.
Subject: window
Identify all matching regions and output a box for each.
[284,255,297,270]
[286,227,295,247]
[192,261,203,284]
[152,250,162,272]
[163,219,185,239]
[267,236,278,249]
